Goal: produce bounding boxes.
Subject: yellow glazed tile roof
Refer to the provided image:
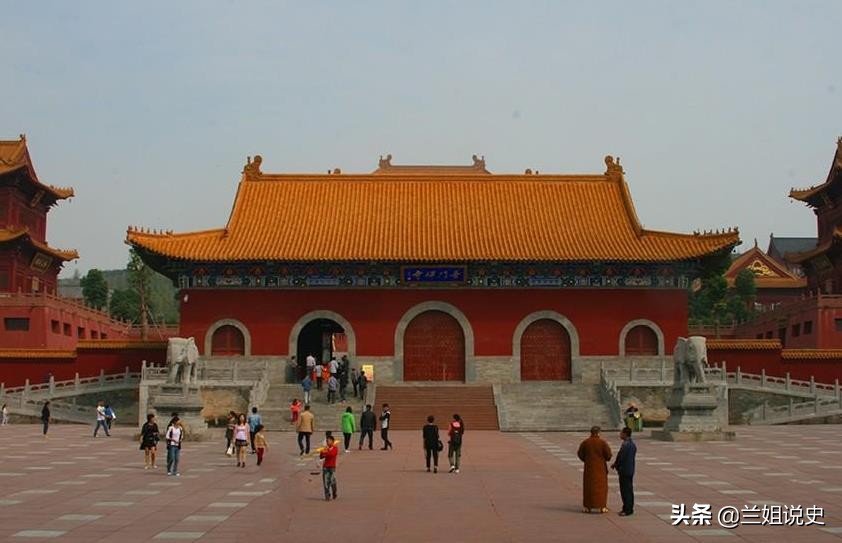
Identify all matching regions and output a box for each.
[127,156,739,263]
[0,349,75,359]
[706,339,782,350]
[0,228,79,262]
[781,349,842,360]
[76,340,167,350]
[0,136,74,200]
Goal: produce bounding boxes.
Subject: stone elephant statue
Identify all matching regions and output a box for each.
[673,336,708,385]
[166,337,200,385]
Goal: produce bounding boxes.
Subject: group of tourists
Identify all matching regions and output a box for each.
[93,400,117,437]
[301,354,368,405]
[138,412,185,476]
[421,413,464,473]
[577,425,637,517]
[224,407,269,467]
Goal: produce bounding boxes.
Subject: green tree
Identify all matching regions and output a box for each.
[80,269,108,310]
[127,248,153,339]
[109,288,139,322]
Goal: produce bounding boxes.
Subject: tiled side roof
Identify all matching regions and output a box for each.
[706,339,782,350]
[725,246,806,289]
[767,236,818,259]
[76,340,167,350]
[781,349,842,360]
[0,228,78,262]
[0,349,75,359]
[0,136,74,200]
[127,158,739,263]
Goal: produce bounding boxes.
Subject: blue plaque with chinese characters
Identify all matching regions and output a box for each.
[401,266,467,284]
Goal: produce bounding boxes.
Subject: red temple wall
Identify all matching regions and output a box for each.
[179,288,689,357]
[708,345,842,383]
[0,344,167,388]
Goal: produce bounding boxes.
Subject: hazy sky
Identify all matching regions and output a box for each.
[2,1,840,275]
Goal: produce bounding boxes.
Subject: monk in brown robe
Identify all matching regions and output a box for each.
[577,425,612,513]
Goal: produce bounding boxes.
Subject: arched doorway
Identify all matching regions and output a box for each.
[296,318,347,377]
[211,325,245,356]
[404,310,465,381]
[624,325,658,356]
[520,318,571,381]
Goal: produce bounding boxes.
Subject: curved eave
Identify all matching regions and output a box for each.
[786,228,842,264]
[0,228,79,262]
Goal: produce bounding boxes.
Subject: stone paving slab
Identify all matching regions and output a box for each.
[0,425,840,541]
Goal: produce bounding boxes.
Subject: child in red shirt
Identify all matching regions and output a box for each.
[290,399,301,424]
[319,435,339,500]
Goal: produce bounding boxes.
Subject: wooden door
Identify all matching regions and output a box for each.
[403,310,465,381]
[520,319,571,380]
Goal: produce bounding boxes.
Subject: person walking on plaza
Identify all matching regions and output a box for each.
[301,375,313,406]
[104,404,117,430]
[447,414,464,473]
[358,404,375,450]
[611,427,637,517]
[254,424,268,466]
[315,363,323,390]
[319,434,339,500]
[379,403,393,450]
[296,404,315,455]
[248,407,262,454]
[1,403,8,425]
[358,370,368,403]
[139,413,160,469]
[225,410,236,454]
[234,413,250,468]
[329,357,338,378]
[327,374,339,404]
[351,369,359,398]
[423,415,441,473]
[577,426,612,514]
[94,401,110,437]
[165,416,184,476]
[341,406,356,453]
[41,400,51,438]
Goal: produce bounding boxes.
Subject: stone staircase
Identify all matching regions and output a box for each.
[496,382,616,432]
[374,385,499,430]
[259,383,367,432]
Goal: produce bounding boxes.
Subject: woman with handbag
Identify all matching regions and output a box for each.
[422,415,441,473]
[233,413,250,468]
[139,413,160,469]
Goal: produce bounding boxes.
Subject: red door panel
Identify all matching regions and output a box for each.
[520,319,571,381]
[403,310,465,381]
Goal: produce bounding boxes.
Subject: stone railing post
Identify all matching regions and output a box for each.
[720,361,727,381]
[736,366,742,385]
[124,366,130,380]
[74,373,80,389]
[810,376,816,395]
[835,379,840,400]
[785,373,791,392]
[761,369,766,388]
[99,369,105,386]
[49,375,55,395]
[23,379,30,399]
[141,360,147,380]
[0,382,5,403]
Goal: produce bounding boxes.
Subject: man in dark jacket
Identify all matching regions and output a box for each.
[358,404,376,450]
[611,427,637,516]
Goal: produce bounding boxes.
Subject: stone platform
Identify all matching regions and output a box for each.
[0,424,840,542]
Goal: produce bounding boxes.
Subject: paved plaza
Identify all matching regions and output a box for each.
[0,424,840,542]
